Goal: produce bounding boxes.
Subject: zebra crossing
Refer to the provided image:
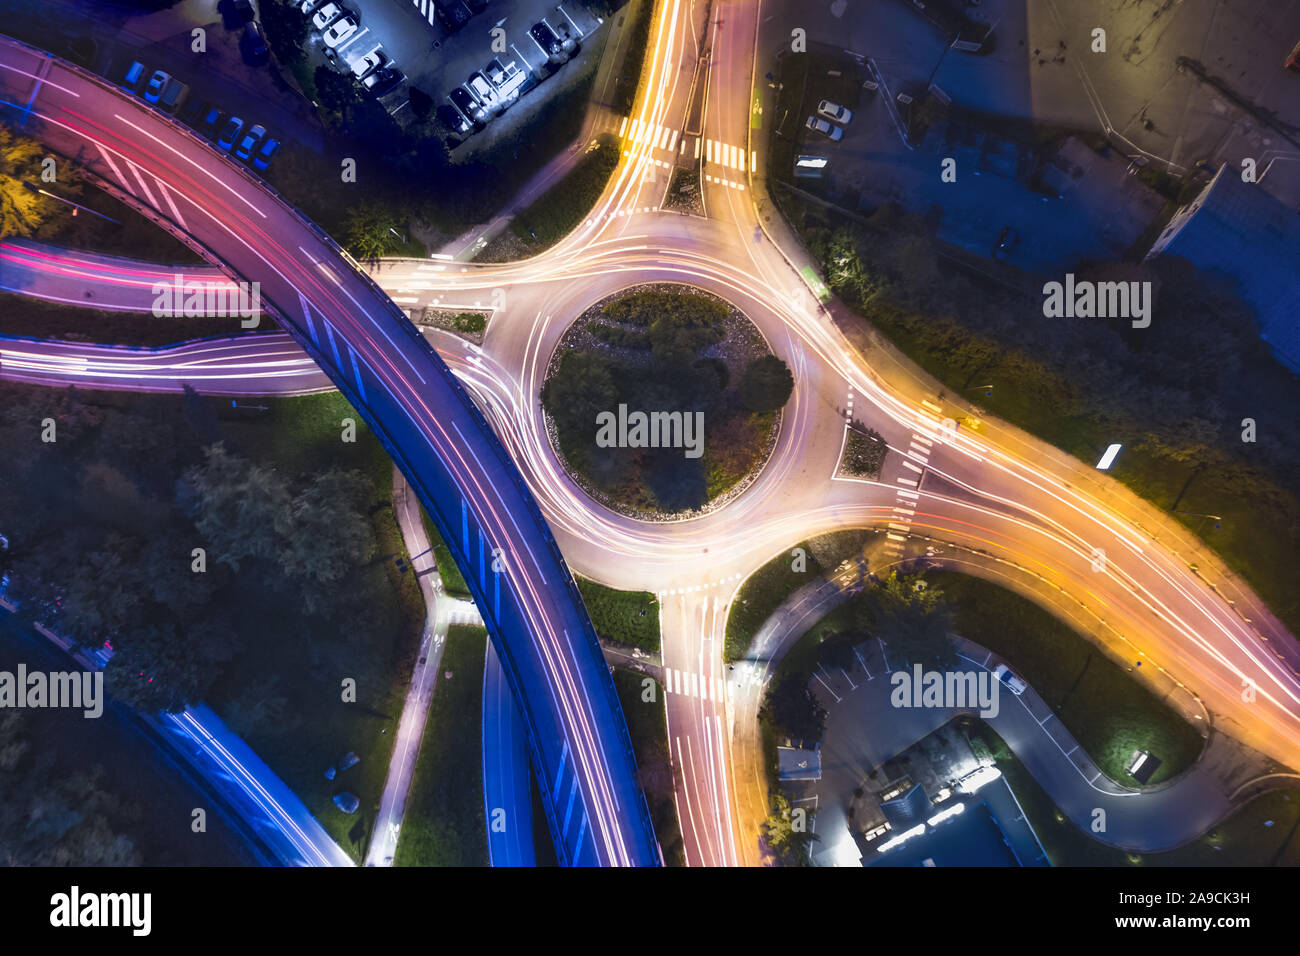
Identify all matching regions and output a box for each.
[876,392,941,558]
[410,0,438,27]
[663,667,725,702]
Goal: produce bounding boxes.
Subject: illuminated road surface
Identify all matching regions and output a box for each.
[0,35,659,867]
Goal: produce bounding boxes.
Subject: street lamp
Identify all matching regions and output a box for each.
[963,384,993,397]
[23,182,119,224]
[1173,509,1223,531]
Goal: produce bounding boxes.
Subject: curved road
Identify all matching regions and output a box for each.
[0,34,659,867]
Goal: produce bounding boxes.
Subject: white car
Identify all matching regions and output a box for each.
[298,0,323,14]
[322,15,359,48]
[993,664,1027,696]
[805,115,843,141]
[350,46,387,79]
[817,99,853,124]
[312,2,342,30]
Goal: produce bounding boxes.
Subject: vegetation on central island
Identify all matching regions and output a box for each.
[541,287,793,515]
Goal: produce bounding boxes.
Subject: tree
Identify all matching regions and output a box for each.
[280,468,374,613]
[259,0,309,64]
[762,790,818,866]
[340,201,402,261]
[541,351,617,438]
[0,125,71,241]
[738,355,794,413]
[184,443,292,570]
[860,571,956,670]
[761,671,827,743]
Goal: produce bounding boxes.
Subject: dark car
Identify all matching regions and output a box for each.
[434,0,472,33]
[229,0,255,23]
[361,67,404,98]
[437,103,473,136]
[242,21,269,65]
[179,95,209,125]
[199,105,223,139]
[529,20,564,58]
[448,85,485,124]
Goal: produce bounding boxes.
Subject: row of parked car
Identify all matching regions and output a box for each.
[440,14,580,138]
[300,0,406,99]
[117,59,281,171]
[805,99,853,142]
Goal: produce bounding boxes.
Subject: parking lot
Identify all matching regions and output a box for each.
[759,0,1300,273]
[326,0,602,142]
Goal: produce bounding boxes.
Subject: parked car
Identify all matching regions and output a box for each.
[229,0,255,23]
[233,123,267,161]
[252,136,281,171]
[322,15,359,48]
[159,78,188,112]
[332,792,360,814]
[143,69,170,103]
[437,103,474,136]
[529,20,568,62]
[179,95,209,124]
[817,99,853,124]
[242,21,269,64]
[217,116,244,151]
[361,67,404,98]
[805,115,843,141]
[466,71,502,112]
[199,105,223,138]
[993,663,1027,696]
[349,46,387,79]
[312,2,344,30]
[547,18,580,51]
[120,60,147,92]
[298,0,323,13]
[449,85,485,124]
[435,0,472,33]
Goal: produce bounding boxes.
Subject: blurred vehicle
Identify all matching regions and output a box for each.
[229,0,255,22]
[298,0,323,14]
[217,116,244,151]
[805,115,843,141]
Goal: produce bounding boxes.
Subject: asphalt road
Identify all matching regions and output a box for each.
[6,0,1300,870]
[0,33,659,867]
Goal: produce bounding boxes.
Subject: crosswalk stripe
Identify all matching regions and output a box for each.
[667,128,679,151]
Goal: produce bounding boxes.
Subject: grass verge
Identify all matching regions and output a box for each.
[577,576,660,654]
[613,668,685,865]
[934,572,1202,785]
[965,720,1300,865]
[394,624,489,867]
